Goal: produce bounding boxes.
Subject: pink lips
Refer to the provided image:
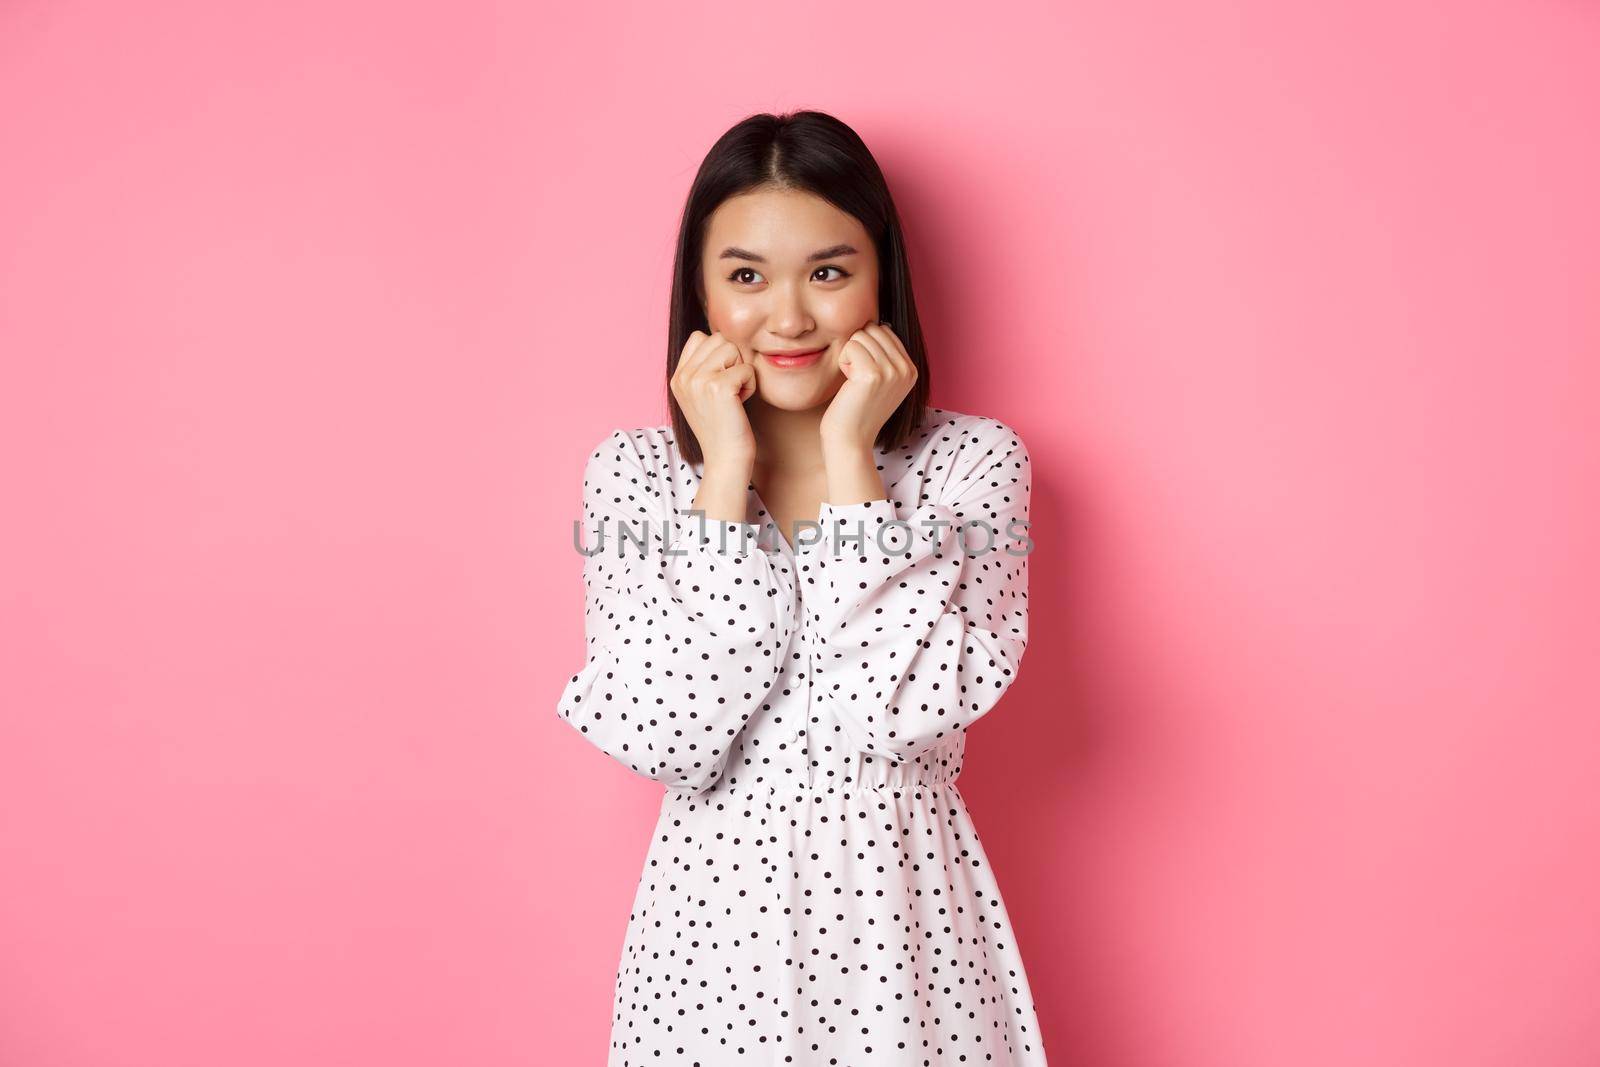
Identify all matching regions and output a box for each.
[762,346,825,369]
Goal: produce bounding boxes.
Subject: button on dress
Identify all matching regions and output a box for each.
[557,406,1048,1065]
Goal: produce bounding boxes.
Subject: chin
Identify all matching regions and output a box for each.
[754,390,827,413]
[752,376,838,413]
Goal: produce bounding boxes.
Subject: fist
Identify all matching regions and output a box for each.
[820,321,917,448]
[670,330,758,467]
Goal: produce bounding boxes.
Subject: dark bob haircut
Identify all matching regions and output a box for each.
[666,110,932,466]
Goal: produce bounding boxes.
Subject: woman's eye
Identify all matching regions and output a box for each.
[725,266,851,285]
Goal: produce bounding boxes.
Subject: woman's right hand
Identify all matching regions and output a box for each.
[671,331,758,472]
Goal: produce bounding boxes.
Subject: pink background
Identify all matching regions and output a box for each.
[3,2,1597,1065]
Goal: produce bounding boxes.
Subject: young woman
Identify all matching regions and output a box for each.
[557,110,1046,1065]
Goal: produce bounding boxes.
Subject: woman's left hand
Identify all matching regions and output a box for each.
[820,321,917,450]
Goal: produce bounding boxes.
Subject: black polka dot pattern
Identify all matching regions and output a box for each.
[557,406,1047,1064]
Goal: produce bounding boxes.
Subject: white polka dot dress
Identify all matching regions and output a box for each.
[557,406,1048,1065]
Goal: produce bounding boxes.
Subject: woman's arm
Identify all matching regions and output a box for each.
[809,418,1032,764]
[555,429,796,794]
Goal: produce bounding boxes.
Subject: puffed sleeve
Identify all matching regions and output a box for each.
[555,429,797,794]
[807,418,1032,764]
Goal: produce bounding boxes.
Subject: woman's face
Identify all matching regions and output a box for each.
[698,186,880,413]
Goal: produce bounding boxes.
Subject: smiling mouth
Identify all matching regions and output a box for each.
[762,347,826,357]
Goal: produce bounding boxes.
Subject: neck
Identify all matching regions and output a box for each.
[745,400,829,478]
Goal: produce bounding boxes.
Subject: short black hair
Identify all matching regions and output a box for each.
[666,110,932,466]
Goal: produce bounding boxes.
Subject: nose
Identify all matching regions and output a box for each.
[766,281,814,338]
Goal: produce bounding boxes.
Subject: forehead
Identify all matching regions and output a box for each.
[703,187,868,258]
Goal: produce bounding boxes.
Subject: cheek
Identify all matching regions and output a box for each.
[819,289,877,329]
[704,294,763,336]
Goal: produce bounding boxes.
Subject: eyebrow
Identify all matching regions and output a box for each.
[716,243,860,264]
